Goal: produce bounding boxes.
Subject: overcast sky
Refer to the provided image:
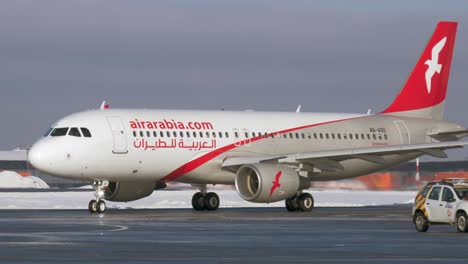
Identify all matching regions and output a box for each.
[1,0,468,158]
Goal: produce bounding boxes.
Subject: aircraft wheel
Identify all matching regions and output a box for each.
[203,192,220,211]
[414,212,429,232]
[192,192,205,211]
[97,200,106,214]
[88,200,98,214]
[297,193,314,212]
[456,212,468,232]
[285,198,299,212]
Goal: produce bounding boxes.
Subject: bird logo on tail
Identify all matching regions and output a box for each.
[269,171,282,197]
[425,37,446,94]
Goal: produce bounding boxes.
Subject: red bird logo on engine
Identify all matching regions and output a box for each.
[269,171,282,197]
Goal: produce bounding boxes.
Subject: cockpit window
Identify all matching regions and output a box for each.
[68,127,81,137]
[80,128,92,138]
[50,127,69,137]
[43,128,53,137]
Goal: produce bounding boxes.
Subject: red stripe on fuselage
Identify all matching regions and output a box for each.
[161,115,365,182]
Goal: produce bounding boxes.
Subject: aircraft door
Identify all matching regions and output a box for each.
[106,116,128,154]
[393,120,410,144]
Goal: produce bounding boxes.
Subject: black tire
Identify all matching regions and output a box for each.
[88,200,98,214]
[297,193,314,212]
[203,192,220,211]
[456,212,468,232]
[414,212,429,232]
[285,198,298,212]
[191,192,205,211]
[97,200,106,214]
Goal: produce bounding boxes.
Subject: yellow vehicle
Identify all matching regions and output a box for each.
[413,179,468,232]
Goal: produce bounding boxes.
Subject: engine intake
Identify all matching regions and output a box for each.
[235,163,309,203]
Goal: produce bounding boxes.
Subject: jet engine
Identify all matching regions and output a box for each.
[104,181,156,202]
[235,163,309,203]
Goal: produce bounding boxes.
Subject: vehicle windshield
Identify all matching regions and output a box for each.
[50,127,69,137]
[454,187,468,200]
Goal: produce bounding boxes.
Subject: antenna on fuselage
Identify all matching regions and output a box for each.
[100,100,110,110]
[296,105,302,113]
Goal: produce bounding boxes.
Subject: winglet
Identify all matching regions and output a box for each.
[100,100,110,110]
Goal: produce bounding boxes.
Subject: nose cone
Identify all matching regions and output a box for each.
[28,140,52,173]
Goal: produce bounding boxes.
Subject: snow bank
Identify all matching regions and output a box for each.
[0,171,49,189]
[0,189,416,210]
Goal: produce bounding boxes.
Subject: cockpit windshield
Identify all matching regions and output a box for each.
[47,127,92,137]
[50,127,69,137]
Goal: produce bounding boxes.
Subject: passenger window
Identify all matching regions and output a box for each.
[361,134,365,140]
[384,134,388,140]
[442,188,455,202]
[378,135,382,140]
[212,132,216,138]
[133,131,137,137]
[225,132,229,138]
[50,127,69,137]
[355,133,359,140]
[193,131,197,138]
[307,133,311,139]
[147,131,151,137]
[160,131,164,137]
[69,127,81,137]
[166,131,171,137]
[373,134,376,140]
[81,128,92,138]
[337,133,341,140]
[245,132,249,138]
[235,132,239,138]
[140,131,144,137]
[343,134,347,139]
[199,131,203,138]
[283,134,287,139]
[325,133,329,139]
[367,134,371,140]
[206,132,210,138]
[349,134,353,140]
[295,133,299,139]
[180,131,184,138]
[154,131,158,137]
[313,133,317,139]
[219,132,223,138]
[252,132,256,137]
[289,133,293,139]
[186,131,191,138]
[331,133,335,139]
[428,187,442,200]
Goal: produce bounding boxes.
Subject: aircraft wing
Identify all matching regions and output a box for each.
[222,141,468,172]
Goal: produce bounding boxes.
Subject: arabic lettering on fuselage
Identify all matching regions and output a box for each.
[133,138,217,151]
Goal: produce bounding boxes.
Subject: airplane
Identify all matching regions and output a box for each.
[28,21,468,213]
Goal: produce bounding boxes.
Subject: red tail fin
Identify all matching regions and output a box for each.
[382,21,457,119]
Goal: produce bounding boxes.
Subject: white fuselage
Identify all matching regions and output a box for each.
[28,109,462,184]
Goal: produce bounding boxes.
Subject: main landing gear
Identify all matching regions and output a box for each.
[89,180,108,214]
[285,192,314,212]
[191,185,220,211]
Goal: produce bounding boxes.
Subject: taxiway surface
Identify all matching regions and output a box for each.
[0,206,467,263]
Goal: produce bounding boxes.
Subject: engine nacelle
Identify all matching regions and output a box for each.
[104,181,156,202]
[235,163,309,203]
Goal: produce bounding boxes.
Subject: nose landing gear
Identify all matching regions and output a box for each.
[89,181,109,214]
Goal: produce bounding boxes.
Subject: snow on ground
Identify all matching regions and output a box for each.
[0,171,49,189]
[0,189,416,210]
